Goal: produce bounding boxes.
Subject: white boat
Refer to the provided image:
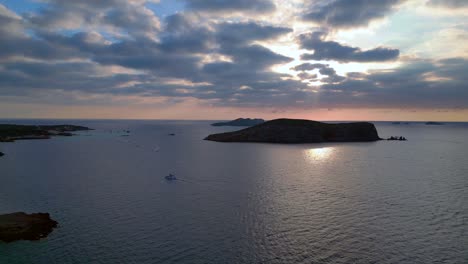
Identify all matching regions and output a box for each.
[165,174,177,181]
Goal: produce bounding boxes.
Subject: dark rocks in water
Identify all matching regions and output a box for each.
[168,133,176,136]
[205,118,381,143]
[0,212,58,243]
[387,136,407,141]
[211,118,265,127]
[0,152,4,157]
[0,124,91,142]
[425,122,444,125]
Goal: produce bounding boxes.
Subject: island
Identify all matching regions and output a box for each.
[0,212,58,243]
[211,118,265,127]
[392,122,410,125]
[425,122,444,125]
[205,118,381,143]
[0,124,91,142]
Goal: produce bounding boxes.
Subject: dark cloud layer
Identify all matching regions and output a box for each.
[291,63,345,83]
[0,3,300,106]
[315,58,468,108]
[184,0,275,13]
[299,32,400,62]
[216,22,292,47]
[27,0,160,38]
[292,63,330,71]
[302,0,404,28]
[0,1,467,111]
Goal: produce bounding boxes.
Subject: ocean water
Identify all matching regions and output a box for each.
[0,120,467,264]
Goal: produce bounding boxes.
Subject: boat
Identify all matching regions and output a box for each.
[165,174,177,181]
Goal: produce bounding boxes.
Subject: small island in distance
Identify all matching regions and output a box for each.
[206,118,381,143]
[211,118,265,127]
[425,122,444,125]
[0,124,91,142]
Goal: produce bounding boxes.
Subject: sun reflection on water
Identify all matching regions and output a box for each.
[306,147,334,161]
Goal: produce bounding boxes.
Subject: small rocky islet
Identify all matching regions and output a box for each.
[425,121,444,125]
[205,118,382,143]
[0,212,58,243]
[387,136,407,141]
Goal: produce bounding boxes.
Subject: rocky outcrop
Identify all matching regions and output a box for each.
[0,212,58,243]
[0,124,91,142]
[205,119,381,143]
[211,118,265,127]
[387,136,407,141]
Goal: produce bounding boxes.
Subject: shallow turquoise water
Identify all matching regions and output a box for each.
[0,120,467,263]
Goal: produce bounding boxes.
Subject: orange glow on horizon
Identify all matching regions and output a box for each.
[1,100,467,122]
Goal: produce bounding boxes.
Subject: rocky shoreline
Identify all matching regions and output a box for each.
[0,124,87,243]
[0,124,91,142]
[206,119,381,143]
[0,212,58,243]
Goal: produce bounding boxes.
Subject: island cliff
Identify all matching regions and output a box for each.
[211,118,265,127]
[0,212,58,243]
[205,119,381,143]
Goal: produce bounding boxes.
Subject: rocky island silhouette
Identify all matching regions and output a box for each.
[206,118,381,143]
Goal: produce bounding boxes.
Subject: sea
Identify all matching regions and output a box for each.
[0,119,467,264]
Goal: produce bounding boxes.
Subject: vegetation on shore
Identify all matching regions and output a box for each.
[0,124,91,142]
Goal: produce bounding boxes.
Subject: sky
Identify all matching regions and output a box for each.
[0,0,467,121]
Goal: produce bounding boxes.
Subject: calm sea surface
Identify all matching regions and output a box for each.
[0,120,467,264]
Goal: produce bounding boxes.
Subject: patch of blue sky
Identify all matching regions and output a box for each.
[146,0,185,18]
[0,0,44,14]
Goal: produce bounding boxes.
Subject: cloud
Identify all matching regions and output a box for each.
[298,72,318,80]
[302,0,404,28]
[0,5,85,61]
[0,1,467,113]
[298,31,400,62]
[216,22,292,47]
[291,63,345,84]
[291,63,329,71]
[315,58,468,108]
[27,0,160,38]
[0,5,299,107]
[426,0,468,8]
[184,0,275,13]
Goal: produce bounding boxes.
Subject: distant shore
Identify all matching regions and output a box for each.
[0,124,91,143]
